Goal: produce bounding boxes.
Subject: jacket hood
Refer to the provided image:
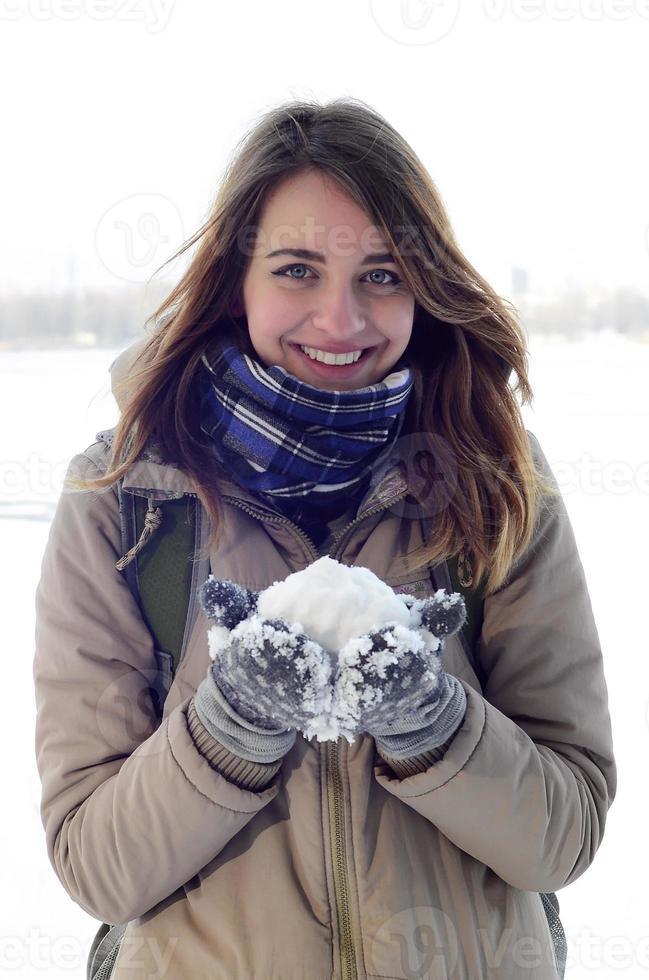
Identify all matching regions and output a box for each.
[109,335,151,413]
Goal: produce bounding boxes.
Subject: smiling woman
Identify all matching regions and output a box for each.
[34,96,615,980]
[66,97,558,597]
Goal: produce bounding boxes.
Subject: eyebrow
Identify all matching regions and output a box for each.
[264,247,398,266]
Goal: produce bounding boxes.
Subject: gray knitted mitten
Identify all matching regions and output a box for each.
[197,576,334,741]
[331,589,467,745]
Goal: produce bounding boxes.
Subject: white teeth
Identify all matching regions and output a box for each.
[299,345,363,365]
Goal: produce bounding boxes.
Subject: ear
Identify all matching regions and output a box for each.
[198,577,258,628]
[418,589,467,638]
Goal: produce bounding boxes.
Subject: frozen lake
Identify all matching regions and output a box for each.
[2,332,648,978]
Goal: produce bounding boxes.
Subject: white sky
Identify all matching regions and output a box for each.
[2,0,649,300]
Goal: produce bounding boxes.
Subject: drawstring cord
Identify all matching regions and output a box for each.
[115,496,163,571]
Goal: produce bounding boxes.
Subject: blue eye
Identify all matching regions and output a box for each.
[271,263,402,287]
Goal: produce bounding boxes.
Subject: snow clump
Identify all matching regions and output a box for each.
[257,556,413,659]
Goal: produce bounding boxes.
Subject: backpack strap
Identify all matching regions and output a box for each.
[419,512,487,688]
[112,470,210,694]
[446,548,484,669]
[130,493,198,677]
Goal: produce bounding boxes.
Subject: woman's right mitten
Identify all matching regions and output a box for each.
[198,577,336,742]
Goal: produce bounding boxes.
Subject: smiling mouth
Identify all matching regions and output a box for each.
[289,342,376,365]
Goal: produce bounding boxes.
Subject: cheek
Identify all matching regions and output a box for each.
[244,278,291,321]
[382,327,413,355]
[247,311,290,351]
[251,297,297,340]
[378,298,414,339]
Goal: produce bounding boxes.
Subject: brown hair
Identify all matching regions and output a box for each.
[67,95,560,597]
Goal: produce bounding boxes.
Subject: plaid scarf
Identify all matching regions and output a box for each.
[197,329,414,540]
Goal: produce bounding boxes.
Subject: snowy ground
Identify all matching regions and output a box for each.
[2,333,648,978]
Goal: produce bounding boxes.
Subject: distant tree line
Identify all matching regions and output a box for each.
[0,281,173,350]
[516,288,649,338]
[1,282,648,350]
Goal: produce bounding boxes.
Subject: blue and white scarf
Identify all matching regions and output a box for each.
[197,328,414,538]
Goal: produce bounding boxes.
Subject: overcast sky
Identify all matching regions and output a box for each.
[2,0,649,301]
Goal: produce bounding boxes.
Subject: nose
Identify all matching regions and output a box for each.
[311,285,367,342]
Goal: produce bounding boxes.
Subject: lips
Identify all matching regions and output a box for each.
[290,342,375,376]
[291,342,370,355]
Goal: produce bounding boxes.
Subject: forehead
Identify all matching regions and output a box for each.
[253,169,390,257]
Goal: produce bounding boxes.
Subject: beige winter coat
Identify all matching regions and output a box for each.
[33,340,617,979]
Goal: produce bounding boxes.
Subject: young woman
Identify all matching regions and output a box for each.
[33,97,616,980]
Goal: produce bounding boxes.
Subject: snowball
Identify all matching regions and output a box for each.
[204,557,465,746]
[256,555,412,658]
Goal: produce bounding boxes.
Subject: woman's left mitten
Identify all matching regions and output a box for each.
[331,588,467,742]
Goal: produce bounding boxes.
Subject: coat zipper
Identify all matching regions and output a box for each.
[220,494,322,559]
[220,484,408,565]
[321,503,405,980]
[222,484,409,980]
[325,739,358,980]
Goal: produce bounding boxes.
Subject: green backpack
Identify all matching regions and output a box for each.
[86,468,567,979]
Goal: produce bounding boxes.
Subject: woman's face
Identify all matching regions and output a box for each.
[235,169,416,391]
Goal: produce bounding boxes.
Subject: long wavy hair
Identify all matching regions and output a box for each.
[67,96,559,597]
